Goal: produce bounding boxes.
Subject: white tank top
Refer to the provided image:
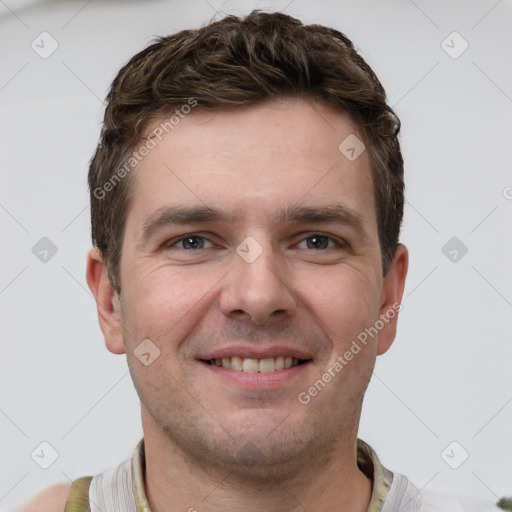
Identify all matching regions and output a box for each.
[89,458,137,512]
[83,438,502,512]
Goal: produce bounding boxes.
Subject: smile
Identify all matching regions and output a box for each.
[203,356,310,372]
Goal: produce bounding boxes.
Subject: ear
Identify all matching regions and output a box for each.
[86,248,125,354]
[376,244,409,356]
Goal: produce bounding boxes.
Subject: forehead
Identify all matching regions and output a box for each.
[127,98,377,234]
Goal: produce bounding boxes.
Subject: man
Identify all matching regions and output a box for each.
[19,10,504,512]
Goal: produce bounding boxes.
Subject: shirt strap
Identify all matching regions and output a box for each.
[64,476,93,512]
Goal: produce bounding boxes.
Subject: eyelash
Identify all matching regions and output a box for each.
[166,233,347,251]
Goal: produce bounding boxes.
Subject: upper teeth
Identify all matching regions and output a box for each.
[208,356,300,372]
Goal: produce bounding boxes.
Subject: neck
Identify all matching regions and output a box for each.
[142,427,372,512]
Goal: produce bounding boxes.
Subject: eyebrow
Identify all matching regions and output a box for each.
[139,203,371,246]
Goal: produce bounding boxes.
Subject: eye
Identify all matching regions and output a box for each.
[168,235,214,250]
[296,234,345,250]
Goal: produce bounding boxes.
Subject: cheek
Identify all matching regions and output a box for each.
[120,262,218,348]
[297,264,380,342]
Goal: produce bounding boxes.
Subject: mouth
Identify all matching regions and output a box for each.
[201,356,311,373]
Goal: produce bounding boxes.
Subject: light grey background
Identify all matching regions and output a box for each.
[1,0,511,510]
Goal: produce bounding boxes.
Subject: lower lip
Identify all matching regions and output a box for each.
[200,361,311,390]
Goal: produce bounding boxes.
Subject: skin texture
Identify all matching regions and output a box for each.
[16,483,72,512]
[86,98,409,512]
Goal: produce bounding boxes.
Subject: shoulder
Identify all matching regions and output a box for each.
[15,482,73,512]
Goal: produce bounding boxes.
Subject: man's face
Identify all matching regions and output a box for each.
[98,98,406,479]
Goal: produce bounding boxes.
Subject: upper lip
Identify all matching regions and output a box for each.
[197,345,314,361]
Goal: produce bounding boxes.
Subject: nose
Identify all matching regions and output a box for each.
[219,239,297,325]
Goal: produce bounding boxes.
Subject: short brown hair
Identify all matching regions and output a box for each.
[89,10,404,293]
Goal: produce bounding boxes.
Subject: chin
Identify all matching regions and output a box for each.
[168,417,332,484]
